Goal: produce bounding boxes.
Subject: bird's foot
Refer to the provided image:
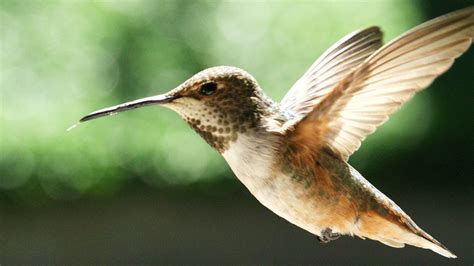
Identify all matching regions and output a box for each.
[317,228,341,243]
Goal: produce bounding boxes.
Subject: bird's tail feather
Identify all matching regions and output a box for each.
[355,212,456,258]
[405,224,456,258]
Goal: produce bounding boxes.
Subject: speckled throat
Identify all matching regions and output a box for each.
[165,67,280,153]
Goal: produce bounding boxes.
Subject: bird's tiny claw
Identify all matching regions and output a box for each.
[317,228,341,243]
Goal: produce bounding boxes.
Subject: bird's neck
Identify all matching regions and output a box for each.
[185,88,283,153]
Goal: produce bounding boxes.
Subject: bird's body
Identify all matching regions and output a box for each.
[76,7,474,258]
[214,82,453,257]
[223,122,451,256]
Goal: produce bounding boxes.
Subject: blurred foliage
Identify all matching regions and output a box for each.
[0,0,472,202]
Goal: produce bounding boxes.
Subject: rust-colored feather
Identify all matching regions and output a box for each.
[286,6,474,161]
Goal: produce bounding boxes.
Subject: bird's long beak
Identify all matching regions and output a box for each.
[78,93,177,123]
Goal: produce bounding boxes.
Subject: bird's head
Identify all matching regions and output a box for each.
[77,66,275,152]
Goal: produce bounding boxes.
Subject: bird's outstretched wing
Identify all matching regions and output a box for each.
[280,27,383,117]
[286,7,474,161]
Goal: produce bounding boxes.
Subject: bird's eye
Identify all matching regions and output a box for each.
[200,82,217,96]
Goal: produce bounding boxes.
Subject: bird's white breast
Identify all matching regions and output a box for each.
[222,132,278,193]
[222,131,329,236]
[222,133,305,222]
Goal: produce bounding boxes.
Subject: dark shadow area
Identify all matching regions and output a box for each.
[1,182,472,265]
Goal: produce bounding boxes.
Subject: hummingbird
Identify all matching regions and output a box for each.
[74,7,473,258]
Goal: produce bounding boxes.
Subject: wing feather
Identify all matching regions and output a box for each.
[289,7,474,160]
[281,27,384,116]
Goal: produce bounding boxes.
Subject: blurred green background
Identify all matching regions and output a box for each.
[1,0,472,264]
